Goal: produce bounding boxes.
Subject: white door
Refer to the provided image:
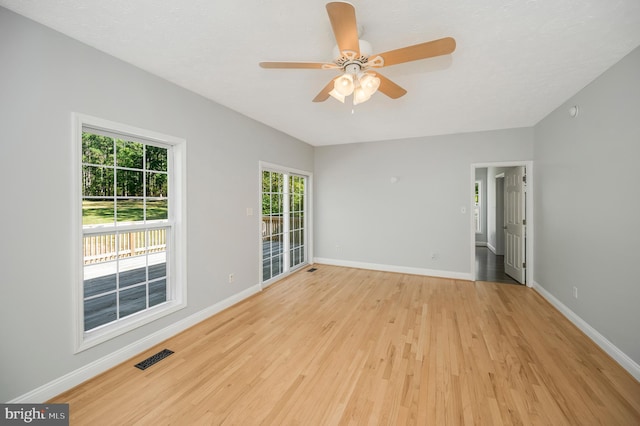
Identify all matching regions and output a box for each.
[504,166,526,284]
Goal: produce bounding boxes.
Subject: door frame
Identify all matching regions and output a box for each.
[470,161,534,287]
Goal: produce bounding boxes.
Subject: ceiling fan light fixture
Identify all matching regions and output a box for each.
[329,88,346,103]
[353,86,371,105]
[360,73,380,96]
[334,73,355,96]
[259,2,456,105]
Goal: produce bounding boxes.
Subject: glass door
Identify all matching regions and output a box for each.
[289,174,306,269]
[261,169,307,282]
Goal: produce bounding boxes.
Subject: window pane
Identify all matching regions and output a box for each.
[116,139,144,169]
[290,247,304,267]
[147,229,167,252]
[289,195,296,213]
[82,133,113,165]
[116,199,144,223]
[146,199,168,221]
[116,169,143,197]
[262,193,271,216]
[146,145,168,172]
[262,259,271,281]
[85,293,117,330]
[119,256,147,288]
[146,172,168,197]
[271,194,282,215]
[149,279,167,307]
[262,238,272,257]
[271,173,283,192]
[84,261,117,298]
[83,166,114,197]
[149,257,166,280]
[116,231,145,259]
[262,171,271,193]
[83,233,117,263]
[119,285,146,318]
[290,176,304,195]
[83,198,115,226]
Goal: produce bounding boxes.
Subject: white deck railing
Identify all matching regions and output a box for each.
[83,228,167,264]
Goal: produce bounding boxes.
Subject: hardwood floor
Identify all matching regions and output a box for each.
[50,265,640,425]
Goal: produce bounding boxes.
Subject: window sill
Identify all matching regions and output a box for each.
[75,300,186,353]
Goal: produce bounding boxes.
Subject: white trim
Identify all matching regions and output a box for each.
[314,257,473,281]
[72,112,188,352]
[532,281,640,382]
[259,161,311,177]
[9,283,262,403]
[475,241,487,247]
[470,161,534,287]
[486,242,497,254]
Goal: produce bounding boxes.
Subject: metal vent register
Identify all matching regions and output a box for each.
[135,349,174,370]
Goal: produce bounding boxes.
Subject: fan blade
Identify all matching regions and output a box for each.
[369,37,456,68]
[326,2,360,56]
[313,77,339,102]
[373,72,407,99]
[260,61,337,69]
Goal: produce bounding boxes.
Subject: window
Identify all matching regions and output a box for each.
[474,180,482,233]
[73,114,186,352]
[261,164,310,283]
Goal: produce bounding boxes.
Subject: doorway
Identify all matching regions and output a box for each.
[471,162,532,286]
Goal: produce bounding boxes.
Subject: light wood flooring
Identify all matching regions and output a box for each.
[50,265,640,425]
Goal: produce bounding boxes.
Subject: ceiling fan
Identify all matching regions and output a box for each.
[259,1,456,105]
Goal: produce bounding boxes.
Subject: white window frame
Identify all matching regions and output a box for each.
[259,161,313,287]
[72,113,187,353]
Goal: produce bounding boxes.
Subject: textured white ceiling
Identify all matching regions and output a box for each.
[2,0,640,146]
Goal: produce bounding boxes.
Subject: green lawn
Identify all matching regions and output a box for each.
[83,200,168,225]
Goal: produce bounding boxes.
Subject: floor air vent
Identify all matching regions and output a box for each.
[135,349,174,370]
[307,267,317,272]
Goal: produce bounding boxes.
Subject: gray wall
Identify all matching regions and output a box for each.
[533,46,640,365]
[0,8,313,402]
[314,129,533,275]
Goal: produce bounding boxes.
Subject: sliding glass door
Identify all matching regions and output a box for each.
[261,169,307,282]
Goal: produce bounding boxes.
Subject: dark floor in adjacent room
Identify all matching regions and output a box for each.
[475,246,520,284]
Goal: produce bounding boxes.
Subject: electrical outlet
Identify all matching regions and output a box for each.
[573,286,578,299]
[229,273,234,283]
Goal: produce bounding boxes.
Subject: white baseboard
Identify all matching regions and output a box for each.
[9,283,262,403]
[475,241,487,247]
[314,257,473,281]
[532,281,640,382]
[486,242,497,254]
